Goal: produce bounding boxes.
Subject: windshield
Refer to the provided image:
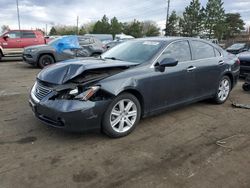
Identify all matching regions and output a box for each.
[102,40,164,64]
[228,43,246,49]
[48,37,63,46]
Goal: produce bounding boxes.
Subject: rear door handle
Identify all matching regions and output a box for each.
[187,66,196,72]
[219,60,224,65]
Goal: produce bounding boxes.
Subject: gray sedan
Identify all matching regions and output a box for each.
[29,37,240,138]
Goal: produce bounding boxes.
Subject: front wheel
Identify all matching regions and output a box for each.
[213,76,231,104]
[102,93,141,138]
[38,54,55,68]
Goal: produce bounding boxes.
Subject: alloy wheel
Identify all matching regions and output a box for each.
[110,99,137,133]
[218,78,230,101]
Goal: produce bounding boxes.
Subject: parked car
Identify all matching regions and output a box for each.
[0,30,46,61]
[237,51,250,77]
[85,34,113,44]
[105,40,123,50]
[23,35,104,68]
[226,43,249,54]
[29,37,240,138]
[115,34,134,41]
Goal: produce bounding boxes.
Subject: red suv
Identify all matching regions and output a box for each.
[0,30,46,60]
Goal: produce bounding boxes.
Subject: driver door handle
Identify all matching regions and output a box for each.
[187,66,196,72]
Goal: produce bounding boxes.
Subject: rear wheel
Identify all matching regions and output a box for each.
[0,52,2,62]
[213,76,231,104]
[102,93,141,138]
[38,54,55,68]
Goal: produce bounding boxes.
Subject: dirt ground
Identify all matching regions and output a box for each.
[0,58,250,188]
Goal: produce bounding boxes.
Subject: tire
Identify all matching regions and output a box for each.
[102,93,141,138]
[0,52,2,62]
[213,76,231,104]
[38,54,55,68]
[242,83,250,91]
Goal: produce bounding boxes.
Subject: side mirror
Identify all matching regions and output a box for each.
[159,58,178,67]
[3,34,9,40]
[155,58,178,72]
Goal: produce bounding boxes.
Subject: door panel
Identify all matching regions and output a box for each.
[193,58,221,98]
[149,40,196,112]
[21,31,39,48]
[1,31,22,54]
[149,62,196,111]
[190,40,222,98]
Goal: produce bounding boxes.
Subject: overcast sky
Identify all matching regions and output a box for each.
[0,0,250,32]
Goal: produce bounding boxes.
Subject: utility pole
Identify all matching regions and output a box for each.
[16,0,21,30]
[45,24,48,36]
[165,0,170,36]
[76,16,79,35]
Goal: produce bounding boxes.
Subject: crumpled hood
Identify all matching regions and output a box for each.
[37,59,138,85]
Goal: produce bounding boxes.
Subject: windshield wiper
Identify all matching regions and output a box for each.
[104,57,124,61]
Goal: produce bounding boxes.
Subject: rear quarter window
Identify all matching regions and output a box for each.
[191,40,215,60]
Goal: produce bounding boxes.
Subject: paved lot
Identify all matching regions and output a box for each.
[0,58,250,188]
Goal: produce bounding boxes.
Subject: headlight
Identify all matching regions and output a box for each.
[74,86,100,101]
[27,48,38,53]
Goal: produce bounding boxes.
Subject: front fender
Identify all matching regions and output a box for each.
[100,77,139,96]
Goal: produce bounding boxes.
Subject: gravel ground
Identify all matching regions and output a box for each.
[0,58,250,188]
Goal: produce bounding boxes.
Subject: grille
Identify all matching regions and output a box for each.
[34,83,52,101]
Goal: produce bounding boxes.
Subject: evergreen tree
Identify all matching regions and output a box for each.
[49,26,57,35]
[123,20,143,38]
[110,17,122,39]
[179,0,204,37]
[92,15,111,34]
[204,0,225,39]
[224,13,245,39]
[92,21,103,34]
[101,15,111,33]
[165,11,179,36]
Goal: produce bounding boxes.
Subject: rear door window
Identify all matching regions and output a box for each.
[191,41,215,60]
[21,31,36,38]
[158,40,191,62]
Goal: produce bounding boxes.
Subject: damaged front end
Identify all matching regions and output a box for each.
[29,63,131,131]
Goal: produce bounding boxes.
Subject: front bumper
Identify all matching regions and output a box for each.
[29,94,111,132]
[23,54,37,65]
